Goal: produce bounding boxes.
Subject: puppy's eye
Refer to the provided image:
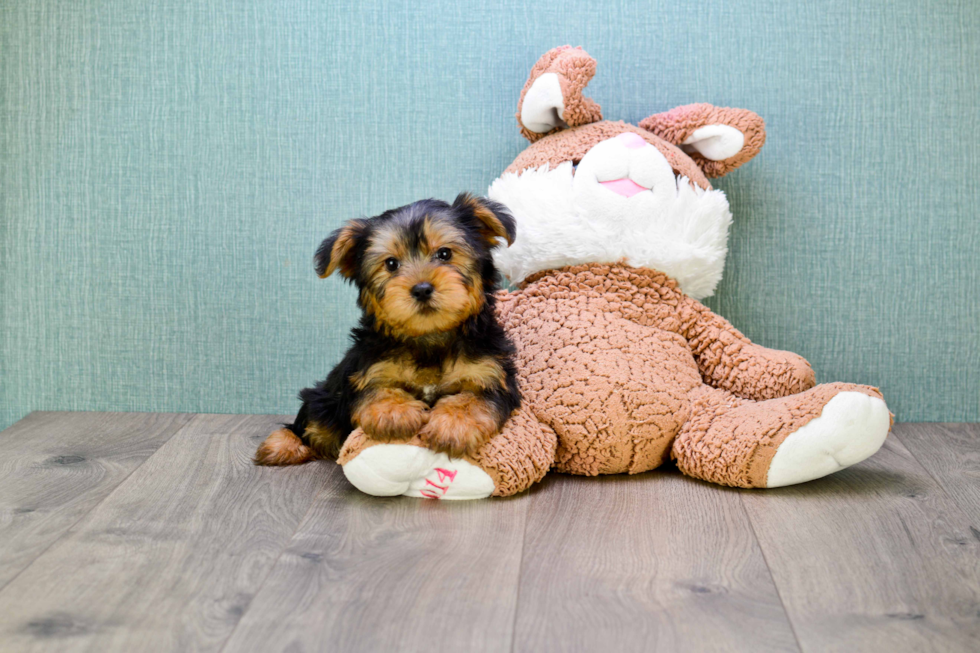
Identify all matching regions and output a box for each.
[384,257,399,272]
[435,248,452,262]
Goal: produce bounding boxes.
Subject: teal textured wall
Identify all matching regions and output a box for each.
[2,0,978,430]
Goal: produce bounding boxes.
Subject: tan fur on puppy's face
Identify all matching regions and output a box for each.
[360,216,485,338]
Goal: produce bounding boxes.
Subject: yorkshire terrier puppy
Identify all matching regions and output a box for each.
[255,194,521,466]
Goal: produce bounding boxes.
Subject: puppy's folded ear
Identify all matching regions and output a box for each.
[315,219,368,279]
[454,193,517,248]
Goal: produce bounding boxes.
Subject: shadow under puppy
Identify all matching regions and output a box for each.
[255,194,521,466]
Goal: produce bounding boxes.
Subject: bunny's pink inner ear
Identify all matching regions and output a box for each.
[681,125,745,161]
[639,104,766,178]
[521,73,568,134]
[516,46,603,142]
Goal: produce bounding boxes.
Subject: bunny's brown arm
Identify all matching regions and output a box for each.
[677,295,816,401]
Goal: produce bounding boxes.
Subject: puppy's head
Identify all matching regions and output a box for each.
[315,194,515,339]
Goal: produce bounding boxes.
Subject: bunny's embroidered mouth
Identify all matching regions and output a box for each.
[599,178,648,198]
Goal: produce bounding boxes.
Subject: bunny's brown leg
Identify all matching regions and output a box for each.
[672,383,891,488]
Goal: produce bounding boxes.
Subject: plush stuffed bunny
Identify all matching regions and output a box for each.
[337,46,892,500]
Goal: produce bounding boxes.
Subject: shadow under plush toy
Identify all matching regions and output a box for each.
[337,46,893,499]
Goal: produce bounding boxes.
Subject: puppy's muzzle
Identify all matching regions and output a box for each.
[411,282,434,302]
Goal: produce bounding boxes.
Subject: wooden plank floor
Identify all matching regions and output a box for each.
[0,414,977,652]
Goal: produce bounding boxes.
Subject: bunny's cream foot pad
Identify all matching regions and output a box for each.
[342,443,495,500]
[766,391,891,488]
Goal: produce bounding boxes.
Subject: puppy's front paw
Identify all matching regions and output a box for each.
[354,389,430,441]
[419,393,498,458]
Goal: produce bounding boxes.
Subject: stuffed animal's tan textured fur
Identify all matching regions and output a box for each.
[337,47,891,499]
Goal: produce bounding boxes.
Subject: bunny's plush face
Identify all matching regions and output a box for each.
[490,123,734,299]
[489,47,766,300]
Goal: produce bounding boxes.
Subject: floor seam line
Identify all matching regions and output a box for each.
[215,465,338,653]
[739,493,807,653]
[890,425,980,529]
[0,412,195,596]
[507,493,534,653]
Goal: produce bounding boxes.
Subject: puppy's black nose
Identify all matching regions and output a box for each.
[411,282,434,301]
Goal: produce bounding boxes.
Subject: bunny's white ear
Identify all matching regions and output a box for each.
[516,46,602,142]
[639,104,766,178]
[520,73,567,134]
[681,125,745,161]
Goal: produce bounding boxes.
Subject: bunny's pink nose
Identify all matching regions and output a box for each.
[617,132,647,149]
